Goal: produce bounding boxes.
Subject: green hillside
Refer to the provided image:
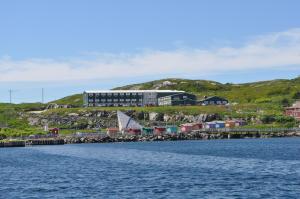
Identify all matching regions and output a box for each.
[51,77,300,107]
[50,94,83,107]
[1,77,300,137]
[114,77,300,106]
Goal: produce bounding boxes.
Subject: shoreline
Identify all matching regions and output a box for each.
[2,131,300,148]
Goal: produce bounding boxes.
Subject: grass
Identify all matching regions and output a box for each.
[1,77,300,137]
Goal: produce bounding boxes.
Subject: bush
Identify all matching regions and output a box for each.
[293,92,300,99]
[281,98,290,107]
[275,115,295,123]
[261,115,276,124]
[0,133,7,140]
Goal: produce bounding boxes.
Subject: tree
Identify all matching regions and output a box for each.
[281,98,290,107]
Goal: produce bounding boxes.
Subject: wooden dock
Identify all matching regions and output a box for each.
[0,139,65,148]
[0,141,26,148]
[26,139,65,146]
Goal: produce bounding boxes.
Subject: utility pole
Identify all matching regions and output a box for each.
[9,89,12,104]
[42,88,44,104]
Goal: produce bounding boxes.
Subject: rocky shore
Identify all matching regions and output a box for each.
[63,131,300,144]
[2,131,300,148]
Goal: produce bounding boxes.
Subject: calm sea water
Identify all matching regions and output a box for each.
[1,138,300,199]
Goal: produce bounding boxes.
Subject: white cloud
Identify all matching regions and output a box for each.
[1,28,300,82]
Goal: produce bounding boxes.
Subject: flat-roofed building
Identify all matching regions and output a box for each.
[158,93,196,106]
[83,90,185,107]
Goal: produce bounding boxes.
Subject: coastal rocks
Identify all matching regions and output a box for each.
[46,103,72,110]
[163,114,172,122]
[149,112,164,121]
[23,109,224,131]
[28,117,40,126]
[68,113,79,117]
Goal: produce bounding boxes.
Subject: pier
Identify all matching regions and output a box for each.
[0,139,65,148]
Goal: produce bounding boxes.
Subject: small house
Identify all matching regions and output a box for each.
[225,120,236,128]
[180,123,194,133]
[166,126,178,134]
[192,123,203,130]
[215,121,225,128]
[154,127,166,135]
[126,128,141,136]
[107,127,119,137]
[180,123,203,133]
[49,128,59,135]
[198,96,229,106]
[226,119,247,128]
[285,101,300,121]
[142,127,154,135]
[205,122,217,129]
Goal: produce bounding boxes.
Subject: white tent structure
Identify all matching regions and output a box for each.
[117,111,143,134]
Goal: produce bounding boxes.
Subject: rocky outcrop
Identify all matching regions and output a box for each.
[21,110,221,130]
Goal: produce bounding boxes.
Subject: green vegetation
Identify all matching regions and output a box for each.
[50,94,83,107]
[1,77,300,138]
[51,77,300,108]
[0,103,46,138]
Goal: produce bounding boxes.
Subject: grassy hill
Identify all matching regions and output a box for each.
[1,77,300,137]
[50,77,300,108]
[115,77,300,105]
[50,94,83,107]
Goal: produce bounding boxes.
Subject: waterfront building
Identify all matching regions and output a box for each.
[285,101,300,121]
[154,127,166,135]
[180,123,203,133]
[215,121,226,128]
[225,119,247,128]
[83,90,185,107]
[158,93,197,106]
[166,126,178,134]
[106,127,119,137]
[205,122,217,129]
[180,123,194,133]
[198,96,229,105]
[142,127,154,135]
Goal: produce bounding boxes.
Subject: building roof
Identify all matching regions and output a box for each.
[117,111,142,131]
[286,101,300,109]
[84,90,185,93]
[293,101,300,108]
[199,96,228,101]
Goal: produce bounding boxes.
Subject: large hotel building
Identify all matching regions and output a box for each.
[83,90,185,107]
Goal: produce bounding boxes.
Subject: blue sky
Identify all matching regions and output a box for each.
[1,0,300,103]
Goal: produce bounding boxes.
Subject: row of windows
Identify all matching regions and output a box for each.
[88,93,143,97]
[203,101,227,105]
[88,98,142,103]
[88,103,143,107]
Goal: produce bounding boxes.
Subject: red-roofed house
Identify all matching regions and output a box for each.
[285,101,300,121]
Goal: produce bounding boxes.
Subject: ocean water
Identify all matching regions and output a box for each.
[1,138,300,199]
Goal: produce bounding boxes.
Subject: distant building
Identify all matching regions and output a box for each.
[154,127,166,135]
[83,90,184,107]
[205,121,225,129]
[106,127,119,137]
[198,96,229,106]
[180,123,203,133]
[285,101,300,121]
[225,120,247,128]
[158,93,197,106]
[49,128,59,135]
